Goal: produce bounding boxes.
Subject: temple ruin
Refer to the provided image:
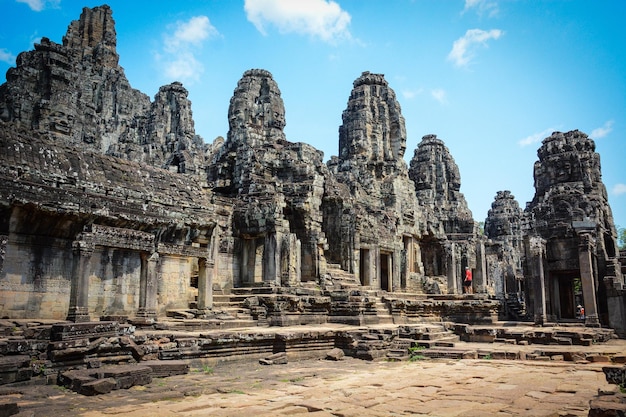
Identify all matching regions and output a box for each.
[0,5,625,398]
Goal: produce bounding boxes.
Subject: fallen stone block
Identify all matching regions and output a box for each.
[51,322,119,341]
[97,365,152,389]
[260,352,287,365]
[58,370,97,392]
[79,377,116,396]
[325,348,345,361]
[141,360,189,377]
[0,355,32,385]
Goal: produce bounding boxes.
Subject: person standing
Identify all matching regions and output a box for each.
[463,266,473,294]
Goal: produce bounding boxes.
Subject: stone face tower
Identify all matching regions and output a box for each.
[0,6,149,150]
[228,69,286,146]
[525,130,623,329]
[331,71,415,212]
[0,5,205,174]
[485,191,525,303]
[208,69,329,288]
[208,69,288,195]
[338,71,406,165]
[409,134,474,235]
[327,71,426,292]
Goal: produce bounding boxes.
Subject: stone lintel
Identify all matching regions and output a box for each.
[572,220,596,231]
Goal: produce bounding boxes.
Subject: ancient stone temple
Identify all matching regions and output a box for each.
[484,190,526,316]
[522,130,624,332]
[408,134,483,294]
[207,68,329,288]
[327,71,423,292]
[0,5,623,338]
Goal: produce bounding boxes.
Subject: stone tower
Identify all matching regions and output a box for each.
[0,5,205,173]
[208,69,329,286]
[330,71,415,216]
[409,134,474,236]
[485,191,525,301]
[327,71,424,292]
[525,130,623,329]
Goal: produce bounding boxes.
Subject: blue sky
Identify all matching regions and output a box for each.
[1,0,625,231]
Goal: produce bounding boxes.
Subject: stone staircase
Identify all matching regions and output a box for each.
[504,293,527,320]
[325,263,363,290]
[372,295,394,325]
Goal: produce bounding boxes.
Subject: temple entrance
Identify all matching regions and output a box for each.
[359,248,371,286]
[419,237,444,276]
[551,271,579,319]
[241,237,264,286]
[380,252,391,291]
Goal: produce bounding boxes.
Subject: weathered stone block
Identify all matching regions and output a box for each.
[325,348,345,361]
[51,322,119,341]
[79,377,116,396]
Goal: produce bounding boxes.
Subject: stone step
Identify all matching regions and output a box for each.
[421,332,459,341]
[420,348,478,360]
[213,294,251,303]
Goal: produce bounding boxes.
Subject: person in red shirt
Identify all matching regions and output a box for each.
[463,266,473,294]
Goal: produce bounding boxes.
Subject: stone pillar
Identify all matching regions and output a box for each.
[0,234,7,275]
[475,241,487,293]
[527,236,547,325]
[66,240,94,322]
[197,257,213,310]
[577,232,600,327]
[263,233,280,285]
[446,242,458,294]
[137,252,159,319]
[393,249,402,292]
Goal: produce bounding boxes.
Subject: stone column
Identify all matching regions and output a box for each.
[66,240,94,322]
[197,257,213,310]
[475,241,487,293]
[137,252,159,320]
[527,236,547,325]
[0,234,7,275]
[577,232,600,327]
[446,242,458,294]
[263,233,280,285]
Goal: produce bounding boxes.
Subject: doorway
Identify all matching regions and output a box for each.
[553,271,580,319]
[380,252,391,291]
[359,248,371,286]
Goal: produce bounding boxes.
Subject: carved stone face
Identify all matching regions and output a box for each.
[227,70,286,144]
[49,109,74,135]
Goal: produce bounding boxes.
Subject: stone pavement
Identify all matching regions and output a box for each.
[3,339,626,417]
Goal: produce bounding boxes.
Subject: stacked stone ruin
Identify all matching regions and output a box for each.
[0,4,625,387]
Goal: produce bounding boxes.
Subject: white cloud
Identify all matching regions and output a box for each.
[447,28,503,68]
[163,52,204,82]
[431,88,447,104]
[16,0,59,12]
[401,88,423,100]
[164,16,218,53]
[244,0,351,43]
[158,16,220,85]
[590,120,614,139]
[0,48,16,64]
[518,127,558,147]
[612,184,626,196]
[463,0,499,18]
